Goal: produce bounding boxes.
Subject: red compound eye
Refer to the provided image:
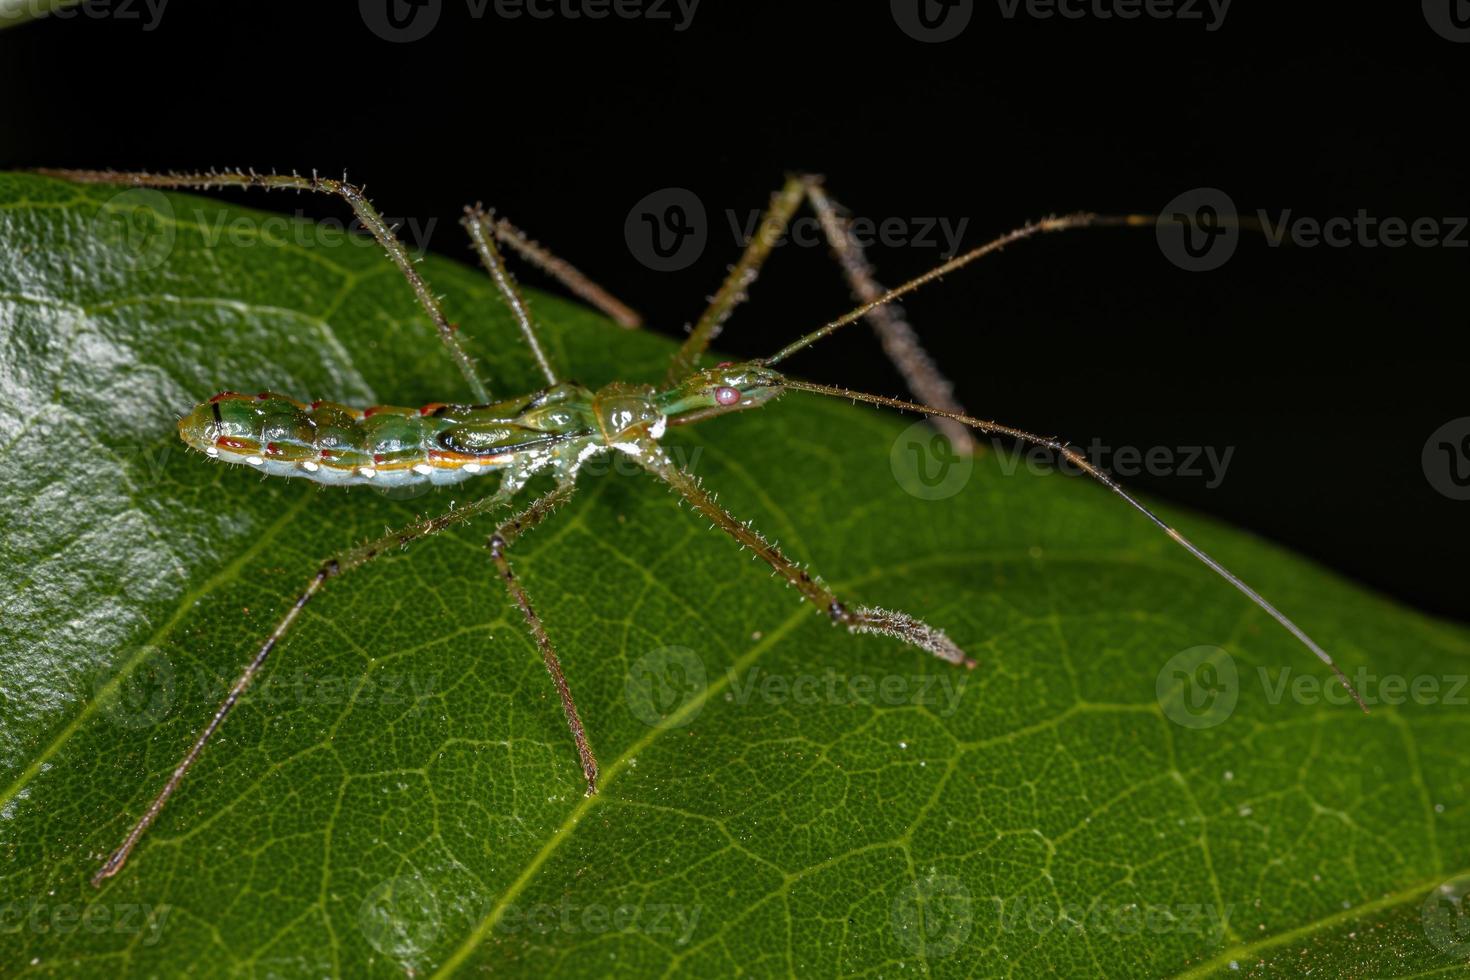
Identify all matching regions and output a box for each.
[715,386,741,406]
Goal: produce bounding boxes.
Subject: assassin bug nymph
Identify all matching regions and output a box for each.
[38,168,1369,888]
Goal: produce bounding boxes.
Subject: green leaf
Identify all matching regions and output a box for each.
[1,171,1467,978]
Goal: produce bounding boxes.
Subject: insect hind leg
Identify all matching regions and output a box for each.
[90,483,519,886]
[37,167,492,403]
[483,479,601,794]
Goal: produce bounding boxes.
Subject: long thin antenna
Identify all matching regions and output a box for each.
[764,213,1151,366]
[779,378,1370,714]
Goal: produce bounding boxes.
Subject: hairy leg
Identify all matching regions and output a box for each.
[39,168,493,402]
[462,205,560,386]
[91,482,519,885]
[490,215,643,329]
[803,177,975,454]
[484,479,600,794]
[627,438,974,668]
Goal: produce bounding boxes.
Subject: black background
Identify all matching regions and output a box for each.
[1,1,1465,620]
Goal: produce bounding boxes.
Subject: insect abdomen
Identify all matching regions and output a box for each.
[178,391,534,487]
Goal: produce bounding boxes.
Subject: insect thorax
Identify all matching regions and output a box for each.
[589,382,667,450]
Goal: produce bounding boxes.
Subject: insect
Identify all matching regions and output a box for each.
[40,168,1369,889]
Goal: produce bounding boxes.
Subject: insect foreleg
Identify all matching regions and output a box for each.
[484,479,600,795]
[488,214,643,329]
[627,439,975,668]
[36,167,492,403]
[461,205,560,386]
[662,175,973,450]
[91,483,520,886]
